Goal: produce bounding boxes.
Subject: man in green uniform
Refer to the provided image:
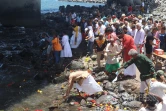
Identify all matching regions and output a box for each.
[118,49,155,101]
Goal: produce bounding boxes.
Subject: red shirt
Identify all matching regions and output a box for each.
[122,34,137,62]
[128,6,132,12]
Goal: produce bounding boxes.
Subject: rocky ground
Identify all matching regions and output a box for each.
[151,0,166,21]
[0,1,164,111]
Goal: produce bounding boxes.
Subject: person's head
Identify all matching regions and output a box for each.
[112,15,116,19]
[99,33,104,40]
[148,18,153,24]
[41,32,47,38]
[85,28,90,34]
[116,28,124,39]
[124,21,128,26]
[121,14,126,18]
[94,18,98,23]
[62,30,67,35]
[152,27,158,34]
[146,94,158,107]
[128,49,138,58]
[138,15,142,20]
[98,21,103,26]
[131,25,136,30]
[136,23,142,30]
[157,23,162,30]
[156,70,165,82]
[103,17,107,21]
[110,38,115,45]
[52,31,58,38]
[123,26,128,34]
[142,19,146,25]
[105,27,113,34]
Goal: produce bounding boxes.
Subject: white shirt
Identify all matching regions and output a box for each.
[149,81,166,111]
[99,25,106,35]
[142,2,145,7]
[134,28,145,45]
[127,25,132,32]
[131,29,137,37]
[88,30,95,42]
[71,13,76,20]
[76,16,81,23]
[143,25,151,34]
[105,43,120,64]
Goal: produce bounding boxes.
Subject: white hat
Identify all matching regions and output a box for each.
[85,28,89,32]
[94,18,98,21]
[122,14,126,17]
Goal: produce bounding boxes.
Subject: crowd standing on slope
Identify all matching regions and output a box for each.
[39,2,166,110]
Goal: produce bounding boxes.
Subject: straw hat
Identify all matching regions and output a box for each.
[138,15,142,19]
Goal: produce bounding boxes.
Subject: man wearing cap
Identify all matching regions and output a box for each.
[94,33,107,68]
[155,70,166,83]
[85,28,95,56]
[63,70,103,99]
[116,28,137,77]
[149,70,166,111]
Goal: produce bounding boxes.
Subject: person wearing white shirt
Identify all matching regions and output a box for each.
[124,21,132,32]
[148,70,166,111]
[76,15,81,23]
[98,21,106,35]
[131,25,137,38]
[134,23,145,54]
[71,12,76,20]
[142,1,145,7]
[85,28,95,56]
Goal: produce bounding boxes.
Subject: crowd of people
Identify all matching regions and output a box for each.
[39,7,166,110]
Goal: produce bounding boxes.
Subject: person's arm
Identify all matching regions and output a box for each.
[63,76,75,99]
[149,40,156,45]
[104,44,111,53]
[116,47,124,56]
[87,31,93,40]
[121,58,135,69]
[157,82,166,90]
[148,92,163,103]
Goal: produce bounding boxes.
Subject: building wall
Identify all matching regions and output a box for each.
[0,0,41,27]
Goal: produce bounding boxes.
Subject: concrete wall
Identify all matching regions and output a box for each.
[0,0,41,27]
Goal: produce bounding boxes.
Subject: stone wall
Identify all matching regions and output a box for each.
[0,0,41,27]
